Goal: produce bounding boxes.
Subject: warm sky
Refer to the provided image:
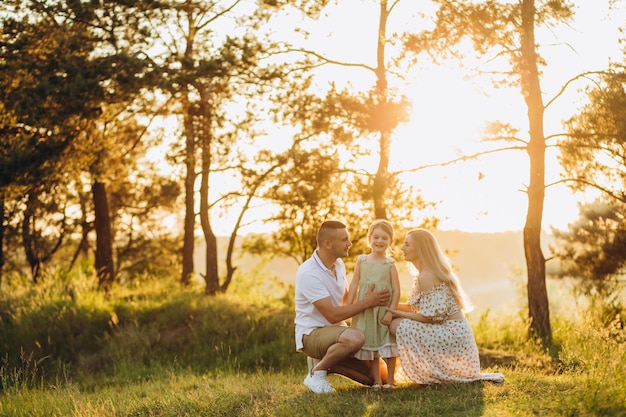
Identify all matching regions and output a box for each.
[285,0,625,234]
[406,2,623,233]
[148,1,624,236]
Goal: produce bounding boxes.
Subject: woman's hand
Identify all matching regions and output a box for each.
[387,308,430,323]
[386,308,405,318]
[380,310,393,325]
[395,303,413,312]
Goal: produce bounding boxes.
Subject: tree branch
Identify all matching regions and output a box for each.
[545,70,611,110]
[286,47,377,73]
[394,145,527,174]
[546,178,626,203]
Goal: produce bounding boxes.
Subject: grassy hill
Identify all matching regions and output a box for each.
[0,271,624,416]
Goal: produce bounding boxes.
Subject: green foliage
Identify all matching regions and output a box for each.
[0,268,298,392]
[561,70,626,196]
[553,69,626,302]
[0,0,180,289]
[550,199,626,300]
[0,2,139,188]
[552,314,626,416]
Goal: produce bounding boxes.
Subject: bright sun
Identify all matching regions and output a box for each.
[177,1,622,236]
[323,0,623,234]
[390,69,532,233]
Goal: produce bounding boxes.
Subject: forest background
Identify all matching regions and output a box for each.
[1,1,626,415]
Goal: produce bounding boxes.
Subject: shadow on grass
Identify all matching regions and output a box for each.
[479,345,563,376]
[479,347,519,369]
[272,379,488,417]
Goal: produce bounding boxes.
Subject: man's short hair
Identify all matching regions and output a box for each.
[316,220,347,247]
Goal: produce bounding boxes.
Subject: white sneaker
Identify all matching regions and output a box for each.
[303,371,335,394]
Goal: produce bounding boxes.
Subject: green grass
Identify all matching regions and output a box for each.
[1,270,625,416]
[2,369,623,417]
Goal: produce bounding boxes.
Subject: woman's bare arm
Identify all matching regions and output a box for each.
[387,308,435,324]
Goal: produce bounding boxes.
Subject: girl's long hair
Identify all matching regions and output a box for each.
[407,228,473,313]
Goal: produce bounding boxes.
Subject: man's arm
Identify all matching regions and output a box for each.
[314,284,390,324]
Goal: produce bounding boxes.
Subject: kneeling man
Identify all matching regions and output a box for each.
[295,220,390,393]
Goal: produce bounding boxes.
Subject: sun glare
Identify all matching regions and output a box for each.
[382,2,625,234]
[198,1,623,236]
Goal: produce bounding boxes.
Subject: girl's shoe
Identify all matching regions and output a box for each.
[371,384,382,390]
[382,383,396,389]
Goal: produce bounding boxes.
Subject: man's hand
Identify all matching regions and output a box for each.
[363,283,390,308]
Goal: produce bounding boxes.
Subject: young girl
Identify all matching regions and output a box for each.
[348,219,400,389]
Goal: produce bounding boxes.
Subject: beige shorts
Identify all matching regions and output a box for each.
[302,326,348,359]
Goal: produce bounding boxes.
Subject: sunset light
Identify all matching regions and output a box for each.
[131,1,624,239]
[286,1,624,234]
[2,1,626,413]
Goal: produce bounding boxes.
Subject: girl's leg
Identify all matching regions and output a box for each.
[385,357,396,386]
[371,357,381,385]
[378,357,388,384]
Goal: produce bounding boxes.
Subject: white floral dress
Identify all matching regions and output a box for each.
[395,281,504,384]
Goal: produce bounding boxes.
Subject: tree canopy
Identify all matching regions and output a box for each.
[0,1,624,342]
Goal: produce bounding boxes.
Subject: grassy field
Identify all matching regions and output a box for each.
[0,271,625,417]
[3,368,615,417]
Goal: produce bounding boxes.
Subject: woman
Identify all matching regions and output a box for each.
[388,229,504,385]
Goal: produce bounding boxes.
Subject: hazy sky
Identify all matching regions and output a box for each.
[158,1,625,236]
[307,1,625,233]
[404,1,624,233]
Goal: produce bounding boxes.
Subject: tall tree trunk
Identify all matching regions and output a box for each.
[180,90,196,287]
[22,190,41,283]
[372,0,391,220]
[69,190,93,270]
[373,131,391,220]
[520,0,551,343]
[222,164,279,293]
[202,217,219,295]
[222,194,254,293]
[199,131,219,295]
[0,189,5,287]
[92,180,115,291]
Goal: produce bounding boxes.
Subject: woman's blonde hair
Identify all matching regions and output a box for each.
[406,228,473,312]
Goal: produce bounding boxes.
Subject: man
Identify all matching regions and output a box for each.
[295,220,391,394]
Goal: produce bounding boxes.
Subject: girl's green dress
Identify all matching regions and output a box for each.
[350,255,398,360]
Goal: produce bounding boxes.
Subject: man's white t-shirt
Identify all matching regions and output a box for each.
[294,250,348,351]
